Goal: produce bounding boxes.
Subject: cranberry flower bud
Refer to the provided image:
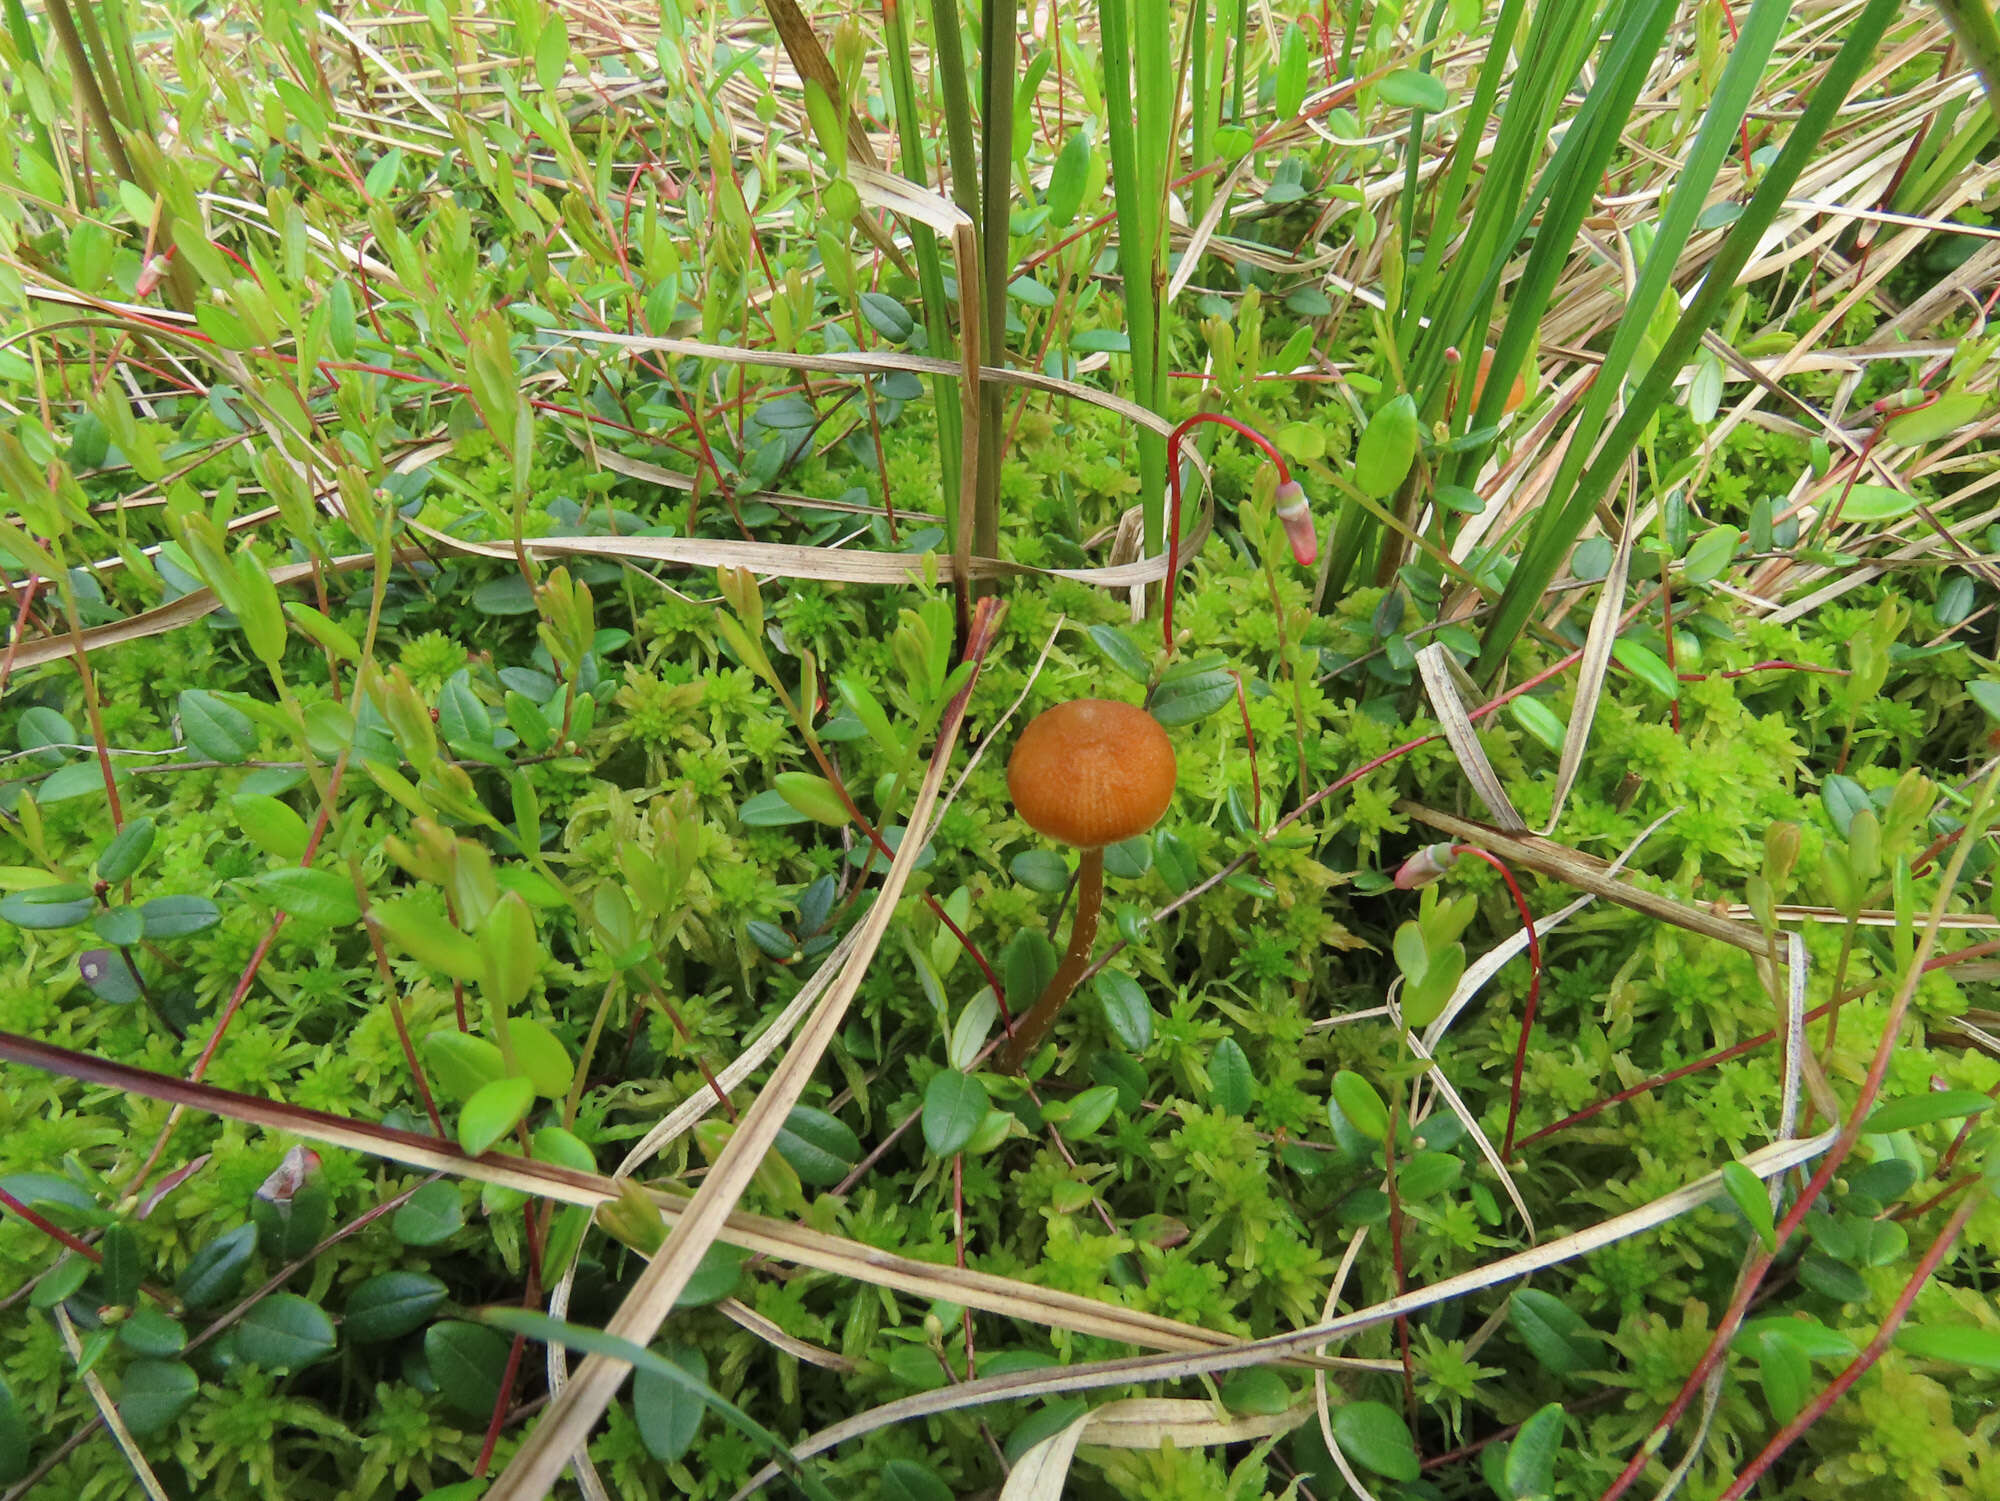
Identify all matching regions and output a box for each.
[1274,478,1316,567]
[1394,842,1459,890]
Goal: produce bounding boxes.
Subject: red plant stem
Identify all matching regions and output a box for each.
[1448,846,1542,1158]
[1718,1190,1983,1499]
[1162,413,1292,651]
[0,1187,104,1263]
[1597,772,1994,1501]
[1000,848,1105,1072]
[1523,932,2000,1152]
[0,573,44,703]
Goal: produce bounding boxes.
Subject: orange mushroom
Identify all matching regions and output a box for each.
[998,700,1177,1072]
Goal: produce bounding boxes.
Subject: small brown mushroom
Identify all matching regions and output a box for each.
[998,699,1177,1072]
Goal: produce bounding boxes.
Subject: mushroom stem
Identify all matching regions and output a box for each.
[998,848,1104,1073]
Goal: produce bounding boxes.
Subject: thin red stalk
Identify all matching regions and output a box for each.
[1449,846,1542,1158]
[0,573,43,702]
[1162,413,1292,650]
[1719,1191,1983,1499]
[0,1187,103,1263]
[1598,774,1995,1501]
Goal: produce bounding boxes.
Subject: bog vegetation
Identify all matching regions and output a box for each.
[1,0,1999,1495]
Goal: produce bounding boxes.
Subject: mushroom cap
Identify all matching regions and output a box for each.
[1007,699,1177,849]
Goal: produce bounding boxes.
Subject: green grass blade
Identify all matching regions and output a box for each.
[880,0,963,549]
[1475,0,1903,678]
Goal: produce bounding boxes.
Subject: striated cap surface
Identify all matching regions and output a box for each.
[1006,699,1177,849]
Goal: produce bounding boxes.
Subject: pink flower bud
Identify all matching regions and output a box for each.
[1274,478,1316,566]
[1394,843,1458,890]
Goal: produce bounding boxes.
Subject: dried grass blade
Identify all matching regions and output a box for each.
[53,1306,169,1501]
[1399,803,1765,954]
[1415,643,1524,830]
[484,606,1003,1499]
[0,1029,1286,1361]
[728,1131,1838,1497]
[1543,507,1635,833]
[405,515,1208,590]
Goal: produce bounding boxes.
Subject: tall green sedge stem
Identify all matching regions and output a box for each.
[999,847,1103,1072]
[1160,413,1311,651]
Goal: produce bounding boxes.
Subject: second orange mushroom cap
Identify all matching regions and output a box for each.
[1007,699,1178,850]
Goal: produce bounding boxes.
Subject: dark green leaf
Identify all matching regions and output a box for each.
[1209,1038,1253,1114]
[1509,1288,1602,1376]
[1333,1401,1420,1481]
[1092,971,1154,1052]
[176,1223,256,1308]
[1821,774,1870,836]
[1009,849,1072,892]
[471,575,538,615]
[1149,669,1233,726]
[754,396,818,430]
[96,818,156,884]
[424,1321,512,1419]
[436,672,491,750]
[1102,835,1152,879]
[923,1070,988,1156]
[0,884,94,930]
[117,1359,199,1437]
[674,1243,747,1309]
[859,292,914,342]
[880,1459,955,1501]
[392,1182,466,1246]
[91,907,142,947]
[1089,623,1150,682]
[116,1307,187,1357]
[0,1375,24,1484]
[16,706,76,766]
[1398,1151,1463,1201]
[235,1293,337,1370]
[138,895,220,939]
[775,1107,860,1188]
[739,789,812,826]
[633,1343,709,1461]
[179,688,258,762]
[1003,929,1057,1015]
[79,947,143,1003]
[98,1224,140,1306]
[30,1254,90,1309]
